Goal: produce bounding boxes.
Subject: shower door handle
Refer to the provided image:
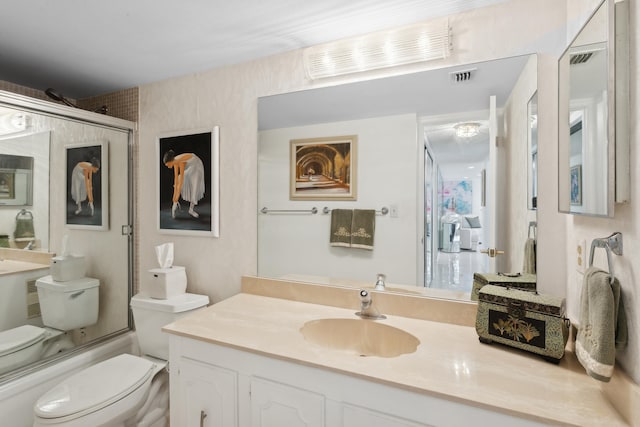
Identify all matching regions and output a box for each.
[480,248,505,258]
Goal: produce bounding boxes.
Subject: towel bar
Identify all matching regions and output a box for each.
[588,232,623,284]
[260,207,318,214]
[322,206,389,215]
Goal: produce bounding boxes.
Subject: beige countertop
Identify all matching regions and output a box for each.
[0,248,52,276]
[164,292,630,427]
[0,259,49,276]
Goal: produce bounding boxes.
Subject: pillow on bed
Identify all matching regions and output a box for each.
[465,216,482,228]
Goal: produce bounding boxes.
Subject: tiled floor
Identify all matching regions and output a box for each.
[429,249,488,292]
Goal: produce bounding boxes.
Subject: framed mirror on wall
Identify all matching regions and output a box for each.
[527,92,538,211]
[558,0,629,217]
[257,54,538,301]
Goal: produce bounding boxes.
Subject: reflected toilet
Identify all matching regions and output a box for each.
[32,292,209,427]
[0,275,99,375]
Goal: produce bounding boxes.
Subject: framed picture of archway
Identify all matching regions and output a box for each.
[289,135,357,201]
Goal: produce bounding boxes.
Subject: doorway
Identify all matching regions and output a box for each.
[422,113,491,294]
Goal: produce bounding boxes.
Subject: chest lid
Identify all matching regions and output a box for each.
[473,272,537,289]
[478,284,566,317]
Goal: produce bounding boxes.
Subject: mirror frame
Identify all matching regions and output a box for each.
[0,90,136,385]
[557,0,629,217]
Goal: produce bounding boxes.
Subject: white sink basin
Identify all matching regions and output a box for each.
[300,318,420,358]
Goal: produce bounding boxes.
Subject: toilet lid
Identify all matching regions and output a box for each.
[0,325,45,357]
[34,354,155,420]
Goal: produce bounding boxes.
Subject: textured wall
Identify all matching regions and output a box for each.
[137,0,567,306]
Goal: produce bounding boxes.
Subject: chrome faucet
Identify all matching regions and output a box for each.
[356,289,386,320]
[374,273,386,290]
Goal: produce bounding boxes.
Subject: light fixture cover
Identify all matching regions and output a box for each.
[303,20,451,80]
[454,122,481,138]
[0,112,30,136]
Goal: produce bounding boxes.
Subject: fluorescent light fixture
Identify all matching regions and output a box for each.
[303,20,451,80]
[454,122,480,138]
[0,112,31,136]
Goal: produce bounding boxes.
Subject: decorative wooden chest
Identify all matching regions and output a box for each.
[475,285,570,362]
[471,272,537,301]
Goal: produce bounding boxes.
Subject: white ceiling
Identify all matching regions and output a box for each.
[0,0,509,99]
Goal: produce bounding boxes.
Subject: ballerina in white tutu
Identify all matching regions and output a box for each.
[163,150,205,218]
[71,157,100,216]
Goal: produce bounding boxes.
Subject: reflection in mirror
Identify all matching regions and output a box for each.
[528,93,538,210]
[258,55,538,301]
[0,93,133,383]
[0,154,34,207]
[558,0,621,216]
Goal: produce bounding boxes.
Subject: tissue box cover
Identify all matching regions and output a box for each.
[50,255,86,282]
[475,285,570,362]
[144,266,187,299]
[471,272,537,301]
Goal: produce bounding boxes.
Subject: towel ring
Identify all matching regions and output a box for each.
[588,232,623,284]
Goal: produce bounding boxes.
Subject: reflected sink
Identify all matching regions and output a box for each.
[300,318,420,358]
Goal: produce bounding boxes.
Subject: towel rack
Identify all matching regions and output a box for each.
[588,232,623,284]
[260,207,318,214]
[322,206,389,215]
[528,221,537,240]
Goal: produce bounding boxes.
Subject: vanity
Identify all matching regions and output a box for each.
[163,277,631,427]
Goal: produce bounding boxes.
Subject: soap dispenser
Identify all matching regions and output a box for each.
[374,273,386,290]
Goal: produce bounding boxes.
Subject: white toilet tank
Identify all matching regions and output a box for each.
[130,293,209,360]
[36,275,99,331]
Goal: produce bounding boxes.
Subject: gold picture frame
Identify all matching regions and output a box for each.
[289,135,357,200]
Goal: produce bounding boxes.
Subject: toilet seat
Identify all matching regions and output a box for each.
[0,325,45,356]
[34,354,157,423]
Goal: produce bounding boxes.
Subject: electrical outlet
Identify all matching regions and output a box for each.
[390,204,399,218]
[576,239,586,273]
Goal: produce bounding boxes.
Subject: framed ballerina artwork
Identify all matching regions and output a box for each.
[65,140,109,230]
[157,127,220,237]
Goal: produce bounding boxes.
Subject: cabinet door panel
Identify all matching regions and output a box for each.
[179,358,238,427]
[250,377,324,427]
[340,403,432,427]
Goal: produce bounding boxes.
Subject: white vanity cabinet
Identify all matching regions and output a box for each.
[168,335,549,427]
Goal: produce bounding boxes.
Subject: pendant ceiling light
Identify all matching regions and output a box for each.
[303,20,452,80]
[454,122,481,138]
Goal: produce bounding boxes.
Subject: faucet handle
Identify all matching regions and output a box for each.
[359,289,371,303]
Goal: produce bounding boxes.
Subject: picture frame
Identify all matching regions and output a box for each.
[0,171,15,200]
[157,127,220,237]
[65,140,109,230]
[570,164,582,206]
[290,135,357,200]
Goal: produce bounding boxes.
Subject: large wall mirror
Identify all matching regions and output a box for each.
[0,91,134,383]
[558,0,629,216]
[257,54,538,301]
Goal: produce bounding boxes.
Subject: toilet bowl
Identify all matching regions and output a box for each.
[0,276,99,374]
[33,292,209,427]
[0,325,47,375]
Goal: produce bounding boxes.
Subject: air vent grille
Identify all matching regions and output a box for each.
[570,52,593,65]
[450,68,476,82]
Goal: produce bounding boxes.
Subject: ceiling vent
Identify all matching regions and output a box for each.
[570,52,594,65]
[450,68,476,83]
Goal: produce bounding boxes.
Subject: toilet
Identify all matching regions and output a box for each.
[0,275,99,375]
[32,292,209,427]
